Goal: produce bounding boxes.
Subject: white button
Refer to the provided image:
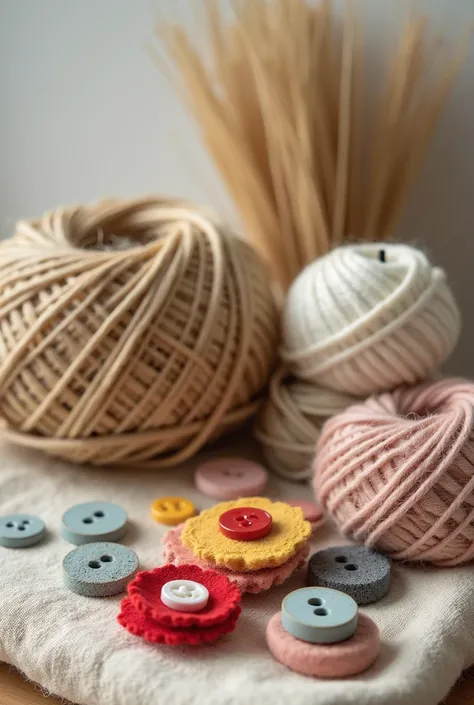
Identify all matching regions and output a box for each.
[161,579,209,612]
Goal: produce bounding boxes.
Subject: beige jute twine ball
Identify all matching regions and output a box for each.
[0,197,278,468]
[255,366,361,480]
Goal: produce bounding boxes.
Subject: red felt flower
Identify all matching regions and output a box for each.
[118,597,241,646]
[128,564,241,628]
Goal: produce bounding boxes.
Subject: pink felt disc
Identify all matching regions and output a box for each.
[162,524,309,594]
[194,458,268,500]
[266,612,380,678]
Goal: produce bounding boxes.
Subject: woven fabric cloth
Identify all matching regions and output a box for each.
[1,437,474,705]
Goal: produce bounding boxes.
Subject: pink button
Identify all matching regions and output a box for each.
[286,500,323,524]
[219,507,272,541]
[194,458,268,500]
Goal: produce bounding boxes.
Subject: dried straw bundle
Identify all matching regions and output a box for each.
[157,0,468,480]
[156,0,468,291]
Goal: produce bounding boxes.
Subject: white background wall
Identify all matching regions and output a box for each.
[1,0,473,375]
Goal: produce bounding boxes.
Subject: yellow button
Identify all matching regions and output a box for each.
[151,497,196,526]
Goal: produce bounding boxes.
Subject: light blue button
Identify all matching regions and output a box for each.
[61,502,127,545]
[0,514,46,548]
[62,542,139,597]
[281,587,358,644]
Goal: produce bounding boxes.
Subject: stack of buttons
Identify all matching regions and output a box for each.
[118,564,241,645]
[162,497,312,594]
[266,587,380,677]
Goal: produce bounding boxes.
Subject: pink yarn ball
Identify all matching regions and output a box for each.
[314,379,474,566]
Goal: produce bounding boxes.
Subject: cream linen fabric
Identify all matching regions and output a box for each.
[1,435,474,705]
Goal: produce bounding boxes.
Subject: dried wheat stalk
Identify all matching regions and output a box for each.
[155,0,469,291]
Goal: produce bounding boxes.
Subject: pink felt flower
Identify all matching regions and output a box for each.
[162,524,309,594]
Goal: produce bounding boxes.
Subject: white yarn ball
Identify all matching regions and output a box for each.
[281,243,461,395]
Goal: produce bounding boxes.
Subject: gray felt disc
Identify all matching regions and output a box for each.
[308,545,391,605]
[63,542,139,597]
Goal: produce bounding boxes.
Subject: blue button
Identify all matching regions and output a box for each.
[62,542,139,597]
[0,514,46,548]
[281,587,358,644]
[61,502,127,545]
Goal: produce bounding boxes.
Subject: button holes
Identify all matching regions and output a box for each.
[83,517,94,524]
[17,526,26,531]
[236,516,245,522]
[345,564,358,571]
[247,514,258,520]
[307,598,323,606]
[88,561,101,569]
[100,555,113,562]
[5,522,14,528]
[21,520,31,525]
[240,520,252,527]
[93,511,105,518]
[314,608,328,616]
[172,585,194,598]
[335,556,348,563]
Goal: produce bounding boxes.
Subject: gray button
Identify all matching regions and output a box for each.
[308,545,391,605]
[0,514,46,548]
[63,542,139,597]
[61,501,127,545]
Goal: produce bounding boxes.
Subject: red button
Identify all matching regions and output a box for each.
[219,507,272,541]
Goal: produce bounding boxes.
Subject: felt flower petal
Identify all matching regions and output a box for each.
[181,497,311,571]
[162,524,310,594]
[128,564,241,628]
[118,597,240,645]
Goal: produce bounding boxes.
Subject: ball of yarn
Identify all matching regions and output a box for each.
[255,366,360,480]
[0,197,278,468]
[314,379,474,566]
[281,243,461,395]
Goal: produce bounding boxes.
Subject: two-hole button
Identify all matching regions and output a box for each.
[281,587,358,644]
[308,545,391,605]
[62,541,138,597]
[61,502,128,545]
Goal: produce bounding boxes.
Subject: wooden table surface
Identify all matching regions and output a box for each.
[1,662,474,705]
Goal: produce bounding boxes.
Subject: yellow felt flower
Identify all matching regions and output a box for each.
[181,497,311,572]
